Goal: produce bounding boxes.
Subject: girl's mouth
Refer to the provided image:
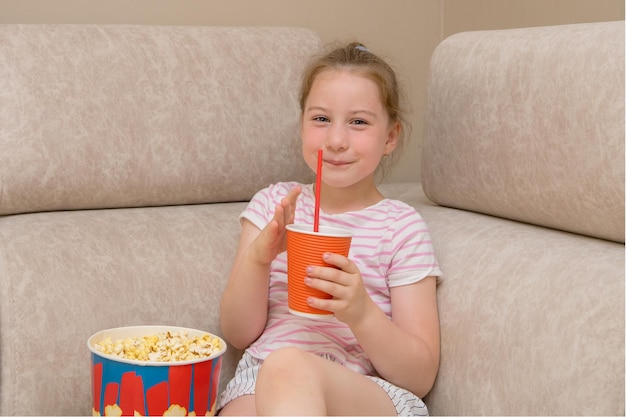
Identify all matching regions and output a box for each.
[324,159,352,167]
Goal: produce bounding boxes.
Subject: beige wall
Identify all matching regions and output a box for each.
[443,0,624,36]
[1,0,623,183]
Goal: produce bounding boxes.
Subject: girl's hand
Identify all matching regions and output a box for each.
[248,185,302,265]
[305,253,377,326]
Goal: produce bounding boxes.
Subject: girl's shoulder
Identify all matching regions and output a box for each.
[378,197,416,212]
[369,197,424,222]
[273,181,311,194]
[253,182,312,203]
[268,181,311,195]
[333,198,425,238]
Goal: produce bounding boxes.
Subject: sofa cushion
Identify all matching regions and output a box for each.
[0,25,318,216]
[380,182,624,416]
[0,203,245,415]
[422,21,624,243]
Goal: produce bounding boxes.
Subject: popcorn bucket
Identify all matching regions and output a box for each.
[87,325,226,416]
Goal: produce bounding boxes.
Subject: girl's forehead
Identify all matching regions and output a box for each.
[309,69,385,107]
[311,69,379,93]
[314,68,367,82]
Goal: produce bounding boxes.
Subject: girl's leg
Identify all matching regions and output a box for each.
[218,394,256,416]
[255,347,397,416]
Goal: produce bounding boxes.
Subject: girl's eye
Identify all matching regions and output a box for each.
[313,116,330,123]
[351,119,368,125]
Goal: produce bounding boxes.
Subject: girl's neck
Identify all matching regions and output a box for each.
[316,181,384,214]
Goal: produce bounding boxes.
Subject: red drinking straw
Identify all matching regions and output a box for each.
[314,149,322,232]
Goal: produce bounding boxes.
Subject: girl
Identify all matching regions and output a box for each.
[219,42,442,416]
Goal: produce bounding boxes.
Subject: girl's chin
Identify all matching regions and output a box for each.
[320,175,375,191]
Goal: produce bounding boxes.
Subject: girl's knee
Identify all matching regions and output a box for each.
[258,347,310,381]
[256,348,325,414]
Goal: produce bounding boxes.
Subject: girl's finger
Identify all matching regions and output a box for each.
[306,263,346,286]
[306,275,342,297]
[273,204,285,228]
[320,252,357,274]
[307,295,337,313]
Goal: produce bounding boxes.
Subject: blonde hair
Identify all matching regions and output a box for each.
[299,42,409,181]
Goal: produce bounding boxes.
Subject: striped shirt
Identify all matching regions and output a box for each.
[241,182,442,375]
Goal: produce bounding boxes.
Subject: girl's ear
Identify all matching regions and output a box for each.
[384,122,400,155]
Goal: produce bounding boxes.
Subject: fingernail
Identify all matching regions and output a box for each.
[304,277,312,285]
[306,266,313,274]
[323,252,331,260]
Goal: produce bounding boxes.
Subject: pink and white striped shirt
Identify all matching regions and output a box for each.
[241,182,442,375]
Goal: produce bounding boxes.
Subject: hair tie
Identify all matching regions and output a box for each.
[355,45,369,52]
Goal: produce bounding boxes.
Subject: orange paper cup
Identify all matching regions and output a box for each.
[286,224,352,319]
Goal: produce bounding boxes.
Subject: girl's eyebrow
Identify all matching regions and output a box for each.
[351,109,378,118]
[305,106,328,113]
[305,106,378,118]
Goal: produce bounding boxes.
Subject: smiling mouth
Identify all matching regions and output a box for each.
[324,159,352,167]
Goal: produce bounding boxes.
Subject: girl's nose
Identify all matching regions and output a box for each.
[325,125,348,151]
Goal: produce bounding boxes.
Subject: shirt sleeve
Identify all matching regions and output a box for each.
[386,207,443,288]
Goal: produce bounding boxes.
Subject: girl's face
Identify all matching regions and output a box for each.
[301,69,398,192]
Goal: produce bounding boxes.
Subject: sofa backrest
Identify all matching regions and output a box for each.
[422,21,624,243]
[0,25,319,216]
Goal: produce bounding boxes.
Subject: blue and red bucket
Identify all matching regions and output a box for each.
[88,326,226,416]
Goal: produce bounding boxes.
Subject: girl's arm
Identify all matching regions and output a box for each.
[308,260,440,398]
[220,186,302,349]
[353,276,440,398]
[219,219,268,349]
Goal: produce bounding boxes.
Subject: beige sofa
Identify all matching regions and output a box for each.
[0,21,623,416]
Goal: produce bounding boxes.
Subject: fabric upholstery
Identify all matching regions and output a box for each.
[0,25,317,215]
[422,21,625,243]
[0,203,245,414]
[0,24,317,415]
[2,185,622,415]
[381,183,624,416]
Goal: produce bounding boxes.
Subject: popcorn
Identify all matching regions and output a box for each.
[94,331,222,362]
